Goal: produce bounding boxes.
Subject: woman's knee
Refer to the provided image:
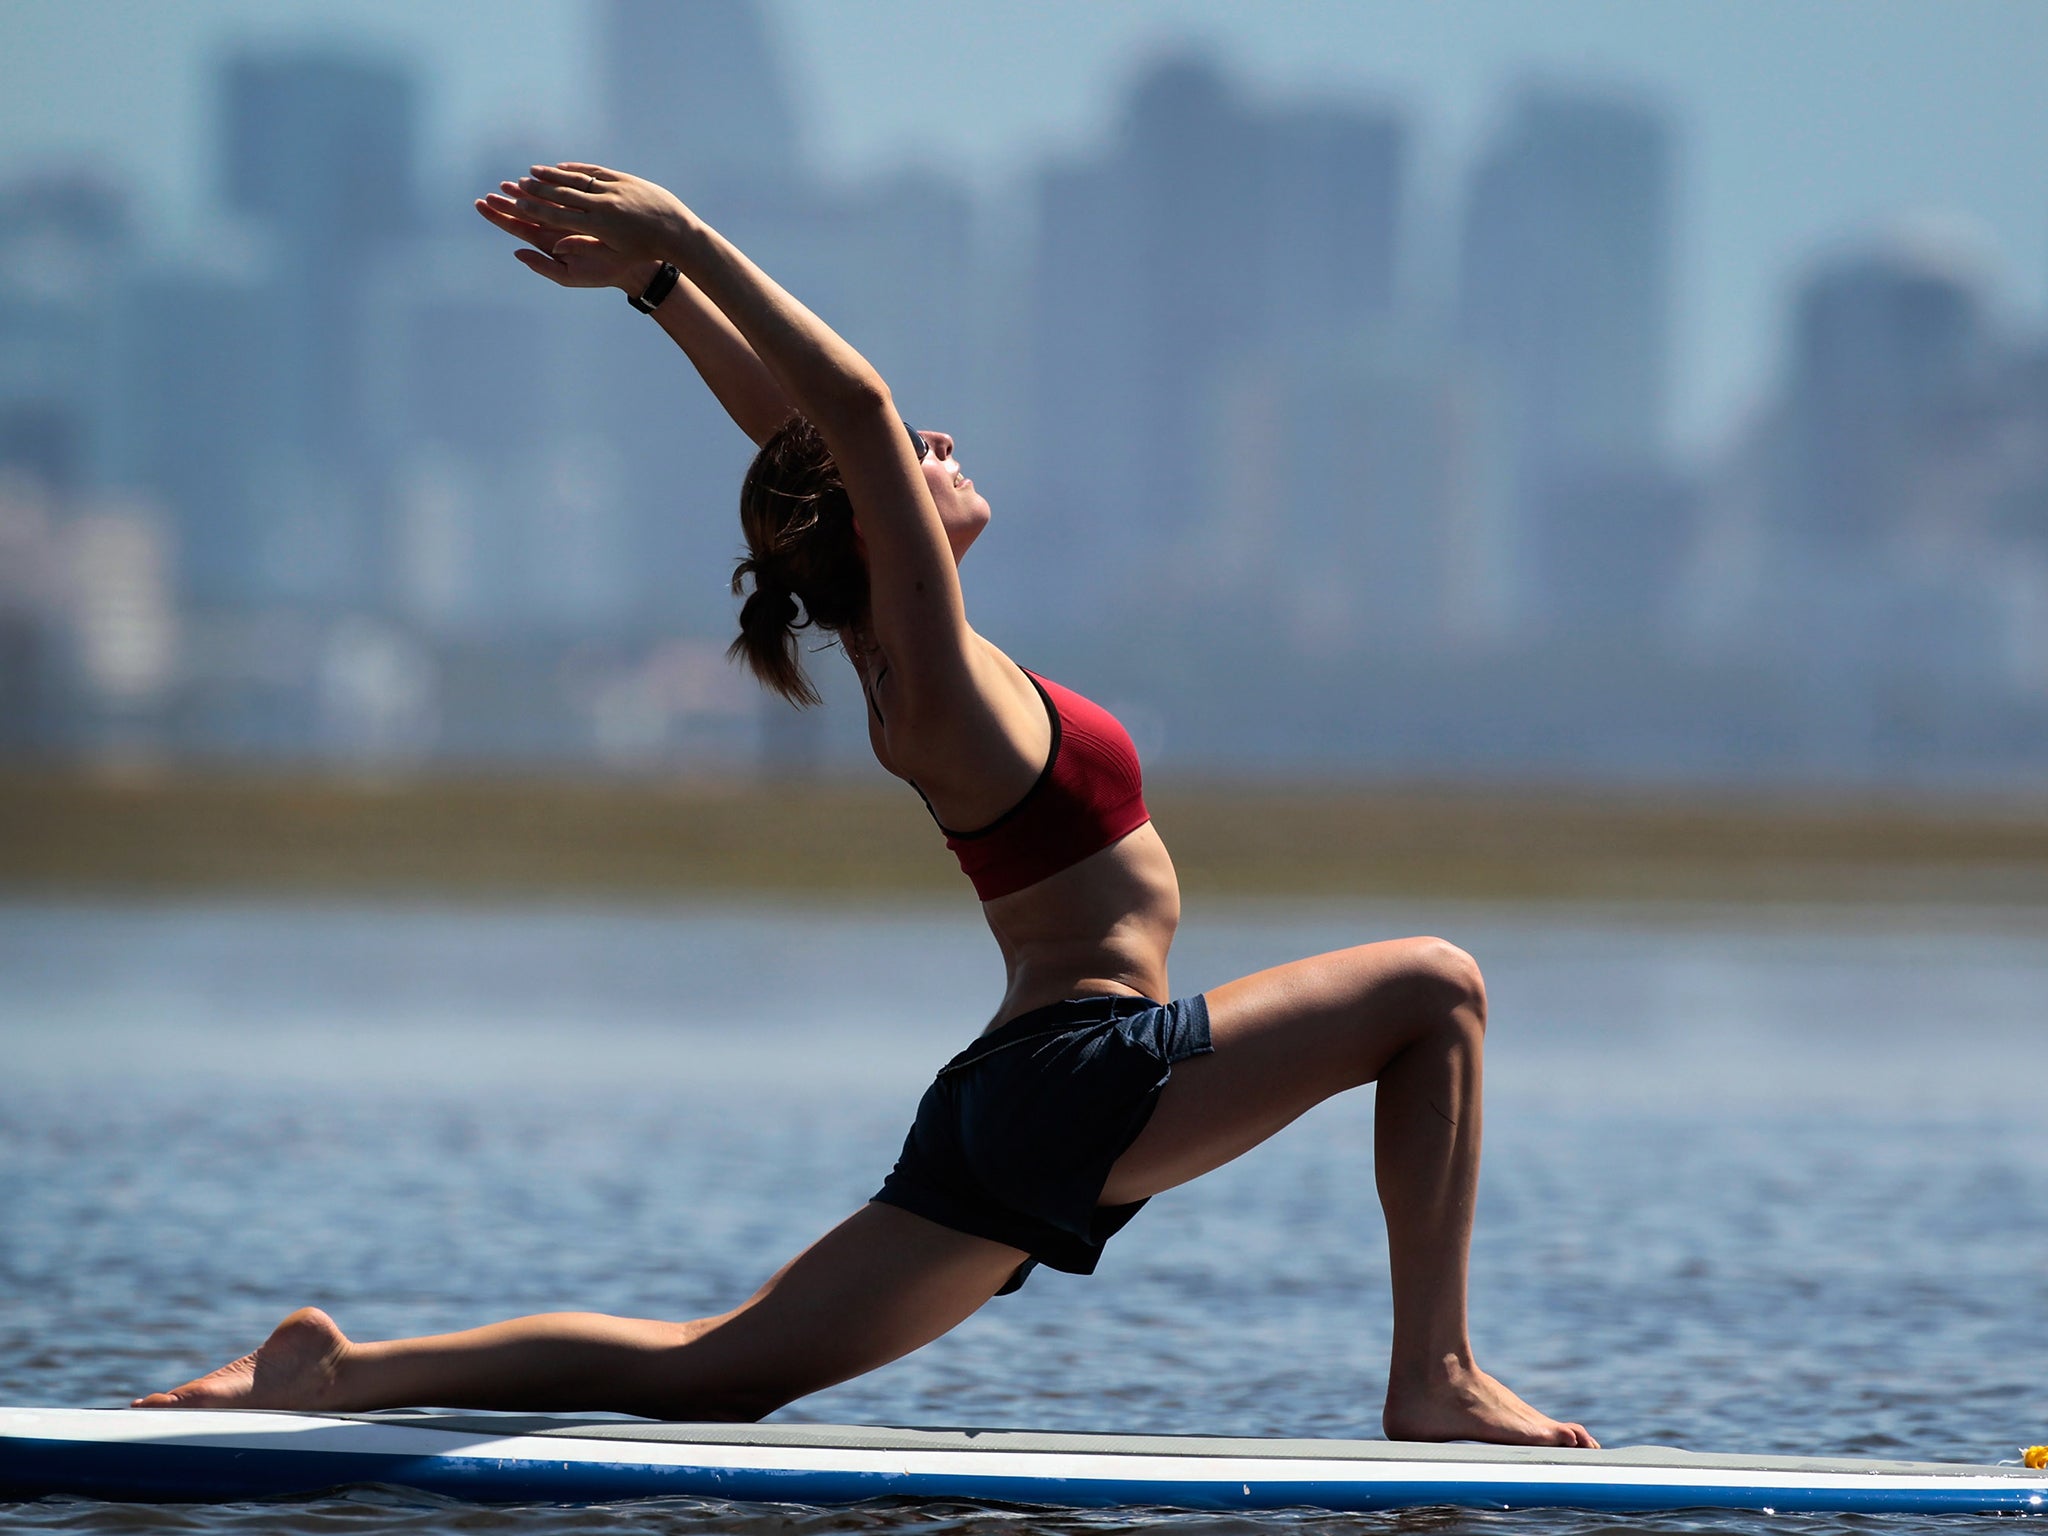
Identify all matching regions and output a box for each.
[1391,936,1487,1033]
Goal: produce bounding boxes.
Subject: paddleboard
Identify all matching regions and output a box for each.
[3,1407,2043,1514]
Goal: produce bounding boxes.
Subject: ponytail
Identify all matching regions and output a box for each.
[729,415,869,707]
[727,557,820,707]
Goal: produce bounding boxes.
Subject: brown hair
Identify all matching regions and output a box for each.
[728,414,869,706]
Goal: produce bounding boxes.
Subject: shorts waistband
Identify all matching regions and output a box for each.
[945,992,1167,1074]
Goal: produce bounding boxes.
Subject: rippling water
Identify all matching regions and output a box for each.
[3,898,2046,1534]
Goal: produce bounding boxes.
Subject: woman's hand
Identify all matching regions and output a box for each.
[493,162,694,263]
[474,193,655,293]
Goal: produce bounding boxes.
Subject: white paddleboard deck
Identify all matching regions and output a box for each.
[3,1407,2044,1514]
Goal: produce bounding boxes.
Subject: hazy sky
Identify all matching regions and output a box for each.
[4,0,2046,454]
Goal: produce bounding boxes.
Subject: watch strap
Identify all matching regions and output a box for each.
[628,262,681,314]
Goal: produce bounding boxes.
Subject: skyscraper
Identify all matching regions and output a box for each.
[599,0,800,203]
[221,52,417,246]
[1124,57,1264,545]
[1458,86,1672,627]
[1260,103,1404,342]
[0,172,131,495]
[1779,237,1988,555]
[368,242,587,638]
[1460,86,1671,471]
[1532,461,1696,643]
[219,48,418,444]
[215,48,420,608]
[116,265,275,609]
[1026,153,1144,599]
[586,0,809,636]
[1027,58,1408,614]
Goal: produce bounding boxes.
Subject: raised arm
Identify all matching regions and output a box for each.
[493,164,978,723]
[475,196,791,446]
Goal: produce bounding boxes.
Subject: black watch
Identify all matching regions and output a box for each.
[628,262,681,314]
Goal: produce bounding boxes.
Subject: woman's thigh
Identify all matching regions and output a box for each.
[1099,936,1482,1206]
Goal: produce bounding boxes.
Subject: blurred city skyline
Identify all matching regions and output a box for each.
[6,0,2048,454]
[3,0,2046,785]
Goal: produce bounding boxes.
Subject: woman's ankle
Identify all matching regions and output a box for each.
[1387,1341,1478,1391]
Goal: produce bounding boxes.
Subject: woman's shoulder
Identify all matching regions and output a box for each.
[876,633,1054,819]
[867,627,1035,727]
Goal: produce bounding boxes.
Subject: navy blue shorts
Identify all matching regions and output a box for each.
[872,992,1213,1293]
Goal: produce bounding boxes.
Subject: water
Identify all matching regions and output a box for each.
[3,898,2046,1533]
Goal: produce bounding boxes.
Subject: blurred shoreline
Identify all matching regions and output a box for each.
[6,768,2048,910]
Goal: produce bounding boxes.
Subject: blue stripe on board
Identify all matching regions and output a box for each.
[2,1437,2043,1515]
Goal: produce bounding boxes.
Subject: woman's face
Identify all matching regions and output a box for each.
[914,430,991,564]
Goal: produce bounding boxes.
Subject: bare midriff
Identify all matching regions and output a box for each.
[977,820,1181,1032]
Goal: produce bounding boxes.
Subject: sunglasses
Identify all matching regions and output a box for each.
[905,421,930,462]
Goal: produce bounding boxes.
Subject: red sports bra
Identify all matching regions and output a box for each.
[922,670,1150,902]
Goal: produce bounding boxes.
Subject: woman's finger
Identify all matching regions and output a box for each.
[536,162,619,184]
[514,174,597,211]
[479,190,573,239]
[498,181,593,227]
[482,189,565,225]
[473,198,559,251]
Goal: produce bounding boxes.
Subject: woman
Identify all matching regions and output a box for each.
[137,163,1594,1448]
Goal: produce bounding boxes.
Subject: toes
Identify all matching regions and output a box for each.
[131,1392,179,1408]
[1530,1416,1597,1449]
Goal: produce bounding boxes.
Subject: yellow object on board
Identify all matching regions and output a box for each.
[2024,1445,2048,1471]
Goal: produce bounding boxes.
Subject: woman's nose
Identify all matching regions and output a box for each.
[926,431,956,462]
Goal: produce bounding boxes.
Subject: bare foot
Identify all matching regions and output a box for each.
[132,1307,350,1411]
[1384,1358,1599,1448]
